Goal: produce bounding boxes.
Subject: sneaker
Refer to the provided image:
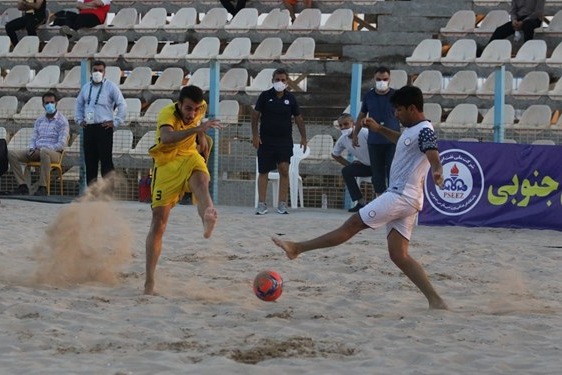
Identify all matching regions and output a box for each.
[277,201,289,215]
[256,202,268,215]
[34,186,48,196]
[60,25,77,38]
[11,184,29,195]
[348,202,365,213]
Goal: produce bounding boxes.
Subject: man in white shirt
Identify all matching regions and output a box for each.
[331,113,371,212]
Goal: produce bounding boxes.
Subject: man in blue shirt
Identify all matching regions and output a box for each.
[251,68,307,215]
[8,92,69,196]
[352,66,400,197]
[75,60,127,186]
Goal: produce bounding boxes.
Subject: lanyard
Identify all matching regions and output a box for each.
[87,80,104,105]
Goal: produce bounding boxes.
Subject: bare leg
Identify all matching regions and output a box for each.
[387,229,448,310]
[277,162,289,204]
[257,172,269,203]
[189,170,217,239]
[272,213,367,259]
[145,205,172,295]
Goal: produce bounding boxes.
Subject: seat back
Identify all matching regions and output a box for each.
[8,35,40,58]
[113,129,134,154]
[476,39,511,66]
[281,37,315,62]
[307,134,334,161]
[441,70,478,97]
[95,35,128,59]
[2,65,32,88]
[0,96,18,120]
[245,68,275,94]
[65,36,99,60]
[257,8,291,32]
[124,36,158,60]
[440,10,475,35]
[150,67,184,91]
[130,130,156,156]
[218,37,251,63]
[477,70,514,97]
[320,9,354,33]
[475,10,509,34]
[480,105,515,128]
[248,37,283,62]
[36,36,69,59]
[165,7,197,31]
[194,7,228,30]
[443,103,478,127]
[412,70,443,95]
[514,71,549,96]
[26,65,61,91]
[218,100,240,124]
[225,8,259,32]
[511,40,547,66]
[288,8,321,32]
[517,105,552,129]
[220,68,248,94]
[57,97,76,120]
[441,39,476,66]
[135,7,167,31]
[124,98,142,124]
[155,42,189,62]
[389,69,408,89]
[7,128,34,150]
[423,103,442,126]
[188,37,220,61]
[188,68,211,91]
[406,39,442,65]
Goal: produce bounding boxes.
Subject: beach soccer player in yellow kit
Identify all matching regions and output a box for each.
[144,85,222,295]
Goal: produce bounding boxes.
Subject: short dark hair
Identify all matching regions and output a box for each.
[179,85,204,103]
[374,66,390,75]
[390,86,424,112]
[272,68,289,78]
[337,113,353,122]
[42,91,57,102]
[92,60,106,69]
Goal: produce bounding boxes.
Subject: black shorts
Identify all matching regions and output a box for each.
[257,143,293,173]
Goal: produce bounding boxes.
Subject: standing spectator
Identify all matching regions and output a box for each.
[352,67,400,198]
[282,0,312,22]
[8,92,69,196]
[55,0,111,38]
[252,68,307,215]
[220,0,247,16]
[75,60,127,186]
[144,86,222,295]
[331,113,371,212]
[5,0,47,47]
[489,0,544,43]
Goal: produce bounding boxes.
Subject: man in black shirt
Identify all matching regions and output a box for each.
[5,0,47,46]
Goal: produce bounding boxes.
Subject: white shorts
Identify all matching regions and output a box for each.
[358,192,418,240]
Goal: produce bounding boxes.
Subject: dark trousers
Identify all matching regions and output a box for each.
[57,12,102,30]
[489,18,542,43]
[368,143,396,194]
[5,14,45,46]
[219,0,247,16]
[83,125,114,185]
[341,162,372,201]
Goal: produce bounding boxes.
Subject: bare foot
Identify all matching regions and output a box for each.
[144,281,155,295]
[429,298,449,310]
[203,207,217,239]
[271,237,299,260]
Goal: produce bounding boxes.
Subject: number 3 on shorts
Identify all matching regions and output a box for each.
[155,190,162,201]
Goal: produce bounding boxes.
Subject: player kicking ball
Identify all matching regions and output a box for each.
[272,86,448,310]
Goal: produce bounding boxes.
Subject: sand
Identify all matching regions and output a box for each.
[1,196,561,374]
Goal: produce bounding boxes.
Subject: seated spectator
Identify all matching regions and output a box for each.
[8,92,69,196]
[489,0,544,43]
[331,113,372,212]
[53,0,111,38]
[220,0,247,17]
[5,0,47,46]
[282,0,312,22]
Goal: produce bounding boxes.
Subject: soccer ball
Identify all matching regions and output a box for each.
[253,270,283,302]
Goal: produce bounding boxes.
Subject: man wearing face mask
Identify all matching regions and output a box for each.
[252,68,307,215]
[75,60,127,186]
[8,92,69,196]
[331,113,371,212]
[352,66,400,198]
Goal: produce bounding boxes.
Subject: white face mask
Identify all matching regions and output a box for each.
[273,81,287,92]
[375,80,389,92]
[92,71,104,83]
[340,127,353,136]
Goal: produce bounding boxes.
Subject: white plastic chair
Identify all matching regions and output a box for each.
[154,42,189,63]
[514,105,552,131]
[476,70,514,99]
[14,98,43,125]
[248,37,283,63]
[0,35,10,57]
[7,128,34,151]
[0,8,20,28]
[35,36,69,62]
[57,97,76,121]
[105,66,123,85]
[546,41,562,68]
[217,37,251,64]
[102,8,138,32]
[137,99,173,127]
[94,35,128,60]
[475,39,511,67]
[389,69,408,89]
[164,7,197,33]
[477,105,515,131]
[194,7,228,32]
[548,78,562,100]
[510,40,547,67]
[287,8,321,33]
[423,103,442,127]
[542,9,562,35]
[440,39,476,67]
[123,36,158,62]
[512,71,549,99]
[245,68,275,95]
[256,8,291,33]
[440,70,478,99]
[113,129,134,156]
[405,39,442,66]
[280,37,316,63]
[185,37,220,63]
[440,103,479,132]
[412,70,443,97]
[26,65,61,92]
[474,10,510,37]
[7,35,40,60]
[0,96,18,122]
[129,130,156,157]
[220,68,248,95]
[320,9,354,34]
[306,134,335,162]
[440,10,475,36]
[134,7,167,33]
[64,134,82,157]
[119,66,152,94]
[531,139,556,145]
[187,68,210,92]
[224,8,258,33]
[148,67,184,95]
[124,98,142,125]
[1,65,32,92]
[64,36,99,62]
[218,99,240,124]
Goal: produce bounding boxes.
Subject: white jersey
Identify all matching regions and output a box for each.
[387,120,438,210]
[331,128,370,166]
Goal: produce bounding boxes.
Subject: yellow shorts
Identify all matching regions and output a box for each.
[151,153,209,208]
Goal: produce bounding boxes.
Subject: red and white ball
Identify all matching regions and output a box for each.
[253,270,283,302]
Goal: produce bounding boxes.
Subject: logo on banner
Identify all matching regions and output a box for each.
[425,149,484,216]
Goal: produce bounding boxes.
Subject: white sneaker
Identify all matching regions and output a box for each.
[256,202,268,215]
[277,201,288,214]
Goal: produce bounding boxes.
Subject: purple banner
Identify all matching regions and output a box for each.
[419,141,562,231]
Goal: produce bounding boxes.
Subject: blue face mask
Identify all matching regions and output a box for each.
[45,103,56,114]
